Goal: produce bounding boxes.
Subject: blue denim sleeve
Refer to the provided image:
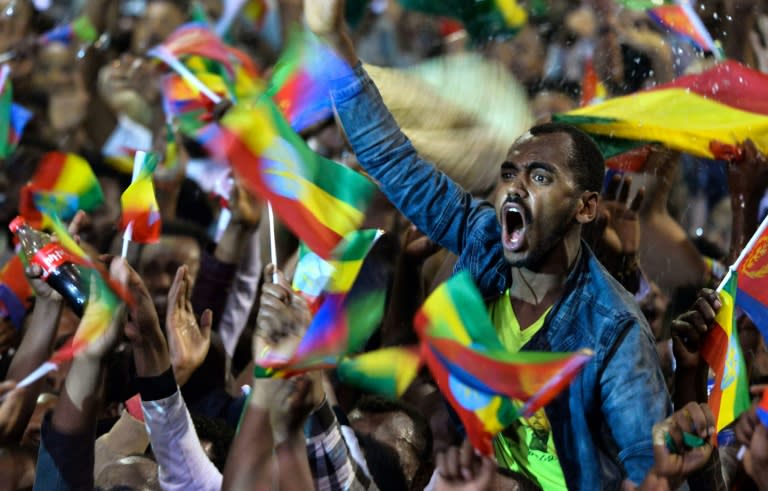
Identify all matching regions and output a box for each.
[600,320,673,485]
[330,65,497,256]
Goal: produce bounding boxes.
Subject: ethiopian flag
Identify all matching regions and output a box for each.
[120,153,161,244]
[556,61,768,159]
[414,272,592,454]
[337,347,422,399]
[701,272,750,436]
[20,152,104,226]
[198,96,375,258]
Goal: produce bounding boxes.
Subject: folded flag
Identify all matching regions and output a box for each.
[736,225,768,342]
[337,347,422,399]
[398,0,527,42]
[268,29,354,132]
[198,96,375,259]
[648,3,717,54]
[0,66,31,159]
[414,272,592,454]
[0,255,32,330]
[556,61,768,159]
[39,15,98,45]
[19,152,104,226]
[120,153,161,243]
[701,272,751,437]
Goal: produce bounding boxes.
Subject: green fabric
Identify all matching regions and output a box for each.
[552,113,650,158]
[615,0,672,10]
[489,291,566,491]
[397,0,524,42]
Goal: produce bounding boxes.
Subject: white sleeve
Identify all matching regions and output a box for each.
[141,390,223,491]
[218,229,262,357]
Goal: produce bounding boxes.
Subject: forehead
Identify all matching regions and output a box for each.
[139,235,201,266]
[39,43,73,64]
[504,132,573,168]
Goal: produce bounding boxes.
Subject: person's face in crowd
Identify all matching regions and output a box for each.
[131,1,187,55]
[486,25,544,86]
[0,0,32,76]
[494,132,584,269]
[95,456,161,491]
[31,42,78,95]
[739,313,768,382]
[138,235,201,321]
[20,393,58,447]
[349,409,423,488]
[640,281,669,340]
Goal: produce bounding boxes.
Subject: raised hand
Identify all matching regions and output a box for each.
[435,439,495,491]
[671,288,721,365]
[639,402,715,491]
[727,139,768,205]
[254,264,311,365]
[0,381,26,445]
[166,265,212,387]
[303,0,345,36]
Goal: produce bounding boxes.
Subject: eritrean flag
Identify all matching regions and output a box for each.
[701,272,751,437]
[0,255,32,330]
[555,61,768,160]
[19,152,104,225]
[736,225,768,341]
[120,153,161,244]
[39,15,98,45]
[268,29,354,132]
[414,272,592,454]
[0,66,31,159]
[198,96,375,259]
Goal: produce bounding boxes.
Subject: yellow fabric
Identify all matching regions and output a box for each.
[565,88,768,158]
[489,292,565,491]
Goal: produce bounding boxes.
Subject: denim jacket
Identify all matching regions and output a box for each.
[331,65,672,489]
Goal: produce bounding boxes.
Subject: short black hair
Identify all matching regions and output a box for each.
[160,218,211,252]
[529,122,605,193]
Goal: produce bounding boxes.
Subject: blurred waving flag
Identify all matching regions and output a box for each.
[648,3,717,54]
[293,229,384,309]
[268,29,354,132]
[120,153,161,244]
[415,272,592,454]
[0,255,32,330]
[0,66,31,159]
[257,231,393,376]
[735,225,768,342]
[162,73,228,134]
[580,58,606,107]
[198,96,375,258]
[19,152,104,226]
[758,386,768,428]
[555,61,768,160]
[701,272,751,437]
[337,347,422,399]
[39,15,98,45]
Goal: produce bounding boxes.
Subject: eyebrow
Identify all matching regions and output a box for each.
[527,161,557,173]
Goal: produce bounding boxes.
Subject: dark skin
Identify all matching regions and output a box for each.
[494,133,599,329]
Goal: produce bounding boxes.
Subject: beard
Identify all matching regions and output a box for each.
[507,207,578,270]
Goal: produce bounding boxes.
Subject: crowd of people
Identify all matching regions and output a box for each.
[0,0,767,489]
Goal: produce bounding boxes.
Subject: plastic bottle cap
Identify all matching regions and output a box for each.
[8,216,26,233]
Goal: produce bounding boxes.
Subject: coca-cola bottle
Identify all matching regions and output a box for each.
[9,217,87,316]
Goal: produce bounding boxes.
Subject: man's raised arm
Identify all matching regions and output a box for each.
[306,0,497,257]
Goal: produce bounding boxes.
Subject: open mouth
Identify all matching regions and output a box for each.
[502,201,528,252]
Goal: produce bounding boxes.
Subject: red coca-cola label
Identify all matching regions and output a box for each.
[31,243,71,280]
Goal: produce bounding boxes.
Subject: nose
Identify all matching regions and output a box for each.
[505,177,528,200]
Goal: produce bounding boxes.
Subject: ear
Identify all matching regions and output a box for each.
[575,191,599,224]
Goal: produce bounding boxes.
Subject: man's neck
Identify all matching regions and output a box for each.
[508,229,582,306]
